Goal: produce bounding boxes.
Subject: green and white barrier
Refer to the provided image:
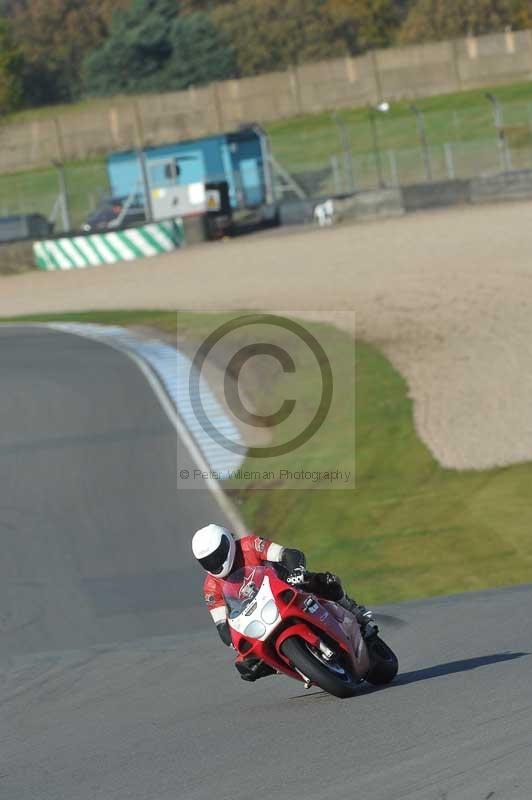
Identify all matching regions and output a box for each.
[33,218,184,271]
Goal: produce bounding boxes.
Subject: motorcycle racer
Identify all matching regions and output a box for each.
[192,523,378,682]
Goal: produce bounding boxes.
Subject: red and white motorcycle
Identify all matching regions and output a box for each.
[223,565,398,699]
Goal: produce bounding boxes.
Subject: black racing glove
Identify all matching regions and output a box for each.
[281,547,307,571]
[306,572,344,602]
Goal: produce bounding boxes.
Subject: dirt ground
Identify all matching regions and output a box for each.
[3,201,532,470]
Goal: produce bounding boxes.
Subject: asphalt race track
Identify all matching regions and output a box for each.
[0,326,231,661]
[1,326,531,800]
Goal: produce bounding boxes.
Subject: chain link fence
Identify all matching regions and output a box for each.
[271,99,532,200]
[3,98,532,237]
[0,162,110,236]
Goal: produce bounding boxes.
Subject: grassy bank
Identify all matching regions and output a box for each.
[3,309,532,604]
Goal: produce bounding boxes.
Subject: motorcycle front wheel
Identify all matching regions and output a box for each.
[364,636,399,686]
[280,636,358,699]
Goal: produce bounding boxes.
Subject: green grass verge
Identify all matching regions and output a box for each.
[3,309,532,604]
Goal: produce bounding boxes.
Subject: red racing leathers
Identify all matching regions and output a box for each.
[203,534,284,627]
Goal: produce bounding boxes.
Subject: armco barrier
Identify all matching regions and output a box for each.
[470,169,532,204]
[309,169,532,227]
[334,189,404,221]
[33,218,184,271]
[280,190,403,225]
[402,180,471,212]
[278,199,316,226]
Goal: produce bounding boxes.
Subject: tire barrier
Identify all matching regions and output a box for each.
[33,218,184,271]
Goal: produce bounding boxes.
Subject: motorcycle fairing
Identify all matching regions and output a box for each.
[223,566,368,683]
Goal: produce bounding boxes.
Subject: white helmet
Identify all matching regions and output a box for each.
[192,524,236,578]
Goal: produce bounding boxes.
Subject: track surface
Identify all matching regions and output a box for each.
[0,327,229,659]
[1,327,531,800]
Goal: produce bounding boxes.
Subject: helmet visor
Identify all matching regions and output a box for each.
[198,535,230,574]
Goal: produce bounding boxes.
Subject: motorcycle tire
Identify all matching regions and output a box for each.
[280,636,358,699]
[364,636,398,686]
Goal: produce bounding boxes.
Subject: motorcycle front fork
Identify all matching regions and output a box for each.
[293,640,335,689]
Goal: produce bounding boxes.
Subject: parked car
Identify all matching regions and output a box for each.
[0,214,54,244]
[81,197,146,233]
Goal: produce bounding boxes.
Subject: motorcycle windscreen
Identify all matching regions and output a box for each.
[222,565,272,619]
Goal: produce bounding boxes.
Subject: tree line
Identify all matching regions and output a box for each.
[1,0,531,113]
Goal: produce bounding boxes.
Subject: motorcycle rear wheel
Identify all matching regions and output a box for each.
[280,636,358,699]
[364,636,399,686]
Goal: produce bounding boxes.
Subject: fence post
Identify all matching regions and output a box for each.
[369,106,386,188]
[330,155,341,194]
[444,143,455,179]
[332,112,355,193]
[485,93,512,173]
[253,124,275,205]
[410,105,432,182]
[52,160,71,232]
[137,150,153,222]
[387,150,399,186]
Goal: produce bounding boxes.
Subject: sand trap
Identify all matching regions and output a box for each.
[3,201,532,470]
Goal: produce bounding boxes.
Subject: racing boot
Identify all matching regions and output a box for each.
[338,595,379,641]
